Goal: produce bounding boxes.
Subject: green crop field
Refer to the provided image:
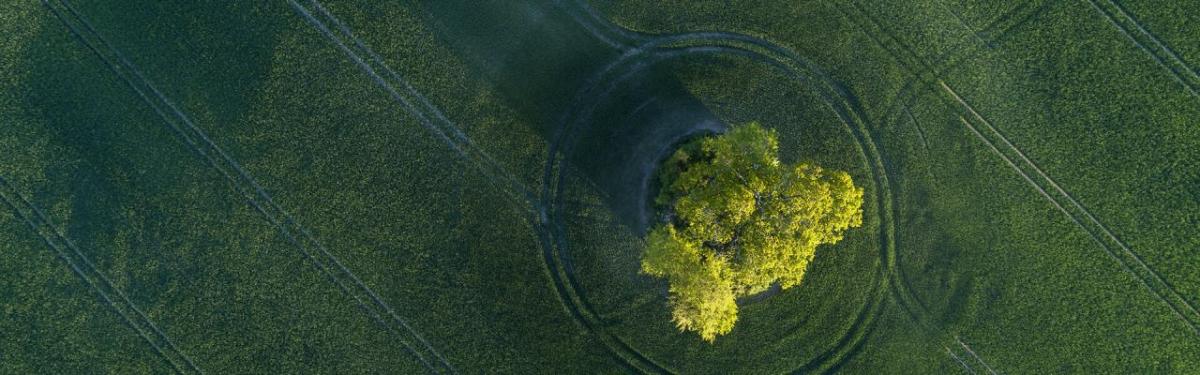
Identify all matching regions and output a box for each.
[1,0,1197,373]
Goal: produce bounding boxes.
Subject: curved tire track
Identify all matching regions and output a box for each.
[554,0,653,49]
[854,0,1048,139]
[846,0,1198,367]
[538,29,897,374]
[834,0,1028,326]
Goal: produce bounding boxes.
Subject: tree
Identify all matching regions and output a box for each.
[643,122,864,342]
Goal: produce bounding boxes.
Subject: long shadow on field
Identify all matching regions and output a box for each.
[19,0,284,238]
[16,1,285,369]
[411,1,727,233]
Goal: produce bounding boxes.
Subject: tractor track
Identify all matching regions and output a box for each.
[834,3,1065,371]
[836,0,1034,323]
[846,1,1046,325]
[291,1,684,372]
[945,345,977,375]
[43,1,455,373]
[537,25,897,373]
[1085,0,1200,100]
[556,0,652,49]
[538,41,710,373]
[943,82,1200,336]
[31,0,1037,372]
[861,0,1049,135]
[308,0,530,200]
[955,336,998,375]
[291,1,668,371]
[551,0,628,49]
[539,43,674,374]
[847,0,1199,364]
[0,177,203,375]
[292,0,534,213]
[904,107,931,155]
[941,5,990,50]
[830,0,939,330]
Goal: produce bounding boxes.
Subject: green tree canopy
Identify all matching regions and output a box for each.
[643,122,864,342]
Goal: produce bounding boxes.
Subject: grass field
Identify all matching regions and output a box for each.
[2,0,1198,373]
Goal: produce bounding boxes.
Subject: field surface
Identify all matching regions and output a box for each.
[1,0,1198,373]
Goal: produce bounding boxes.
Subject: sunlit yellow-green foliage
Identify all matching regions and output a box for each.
[643,122,864,342]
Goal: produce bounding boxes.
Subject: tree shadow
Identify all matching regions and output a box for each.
[409,1,727,233]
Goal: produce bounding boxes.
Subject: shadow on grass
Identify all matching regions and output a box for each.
[19,0,284,252]
[410,1,728,233]
[15,2,286,366]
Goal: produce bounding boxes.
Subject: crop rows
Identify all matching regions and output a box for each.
[842,0,1048,135]
[288,0,677,371]
[288,0,535,212]
[944,336,997,375]
[943,82,1200,336]
[39,0,454,373]
[946,346,976,374]
[843,0,1200,370]
[1085,0,1200,100]
[840,0,1200,338]
[0,176,203,374]
[537,21,902,371]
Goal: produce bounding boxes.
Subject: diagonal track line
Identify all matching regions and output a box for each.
[552,0,649,49]
[941,5,991,50]
[845,0,1047,134]
[1086,0,1200,100]
[308,0,524,187]
[841,0,1198,343]
[956,336,997,375]
[550,0,625,49]
[292,0,534,215]
[943,81,1200,336]
[0,177,203,374]
[904,107,930,153]
[953,111,1199,334]
[836,3,1058,372]
[945,346,978,375]
[41,0,453,372]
